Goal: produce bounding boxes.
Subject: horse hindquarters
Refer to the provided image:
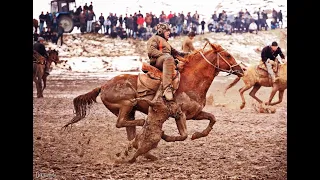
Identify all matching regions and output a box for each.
[99,76,146,140]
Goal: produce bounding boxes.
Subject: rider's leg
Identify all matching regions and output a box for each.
[155,54,175,101]
[44,60,50,75]
[265,60,278,83]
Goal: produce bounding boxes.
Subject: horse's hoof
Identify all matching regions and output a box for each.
[240,104,245,109]
[191,132,202,140]
[128,159,135,164]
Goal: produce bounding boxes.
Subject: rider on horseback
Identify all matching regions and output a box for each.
[147,23,189,101]
[33,37,50,75]
[261,41,285,83]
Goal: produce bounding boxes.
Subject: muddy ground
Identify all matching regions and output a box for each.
[33,72,287,180]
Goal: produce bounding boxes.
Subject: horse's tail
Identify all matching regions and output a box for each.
[62,87,101,129]
[224,76,241,95]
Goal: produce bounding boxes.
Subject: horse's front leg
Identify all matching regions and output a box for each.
[42,74,48,91]
[239,85,253,109]
[265,86,279,106]
[35,76,43,98]
[190,111,216,140]
[269,89,285,106]
[161,113,188,142]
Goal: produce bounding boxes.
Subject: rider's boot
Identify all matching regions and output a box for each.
[162,58,175,101]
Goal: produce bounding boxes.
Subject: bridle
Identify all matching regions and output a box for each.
[199,43,244,76]
[48,50,59,64]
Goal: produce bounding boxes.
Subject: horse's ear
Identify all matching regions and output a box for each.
[211,44,221,51]
[204,38,219,51]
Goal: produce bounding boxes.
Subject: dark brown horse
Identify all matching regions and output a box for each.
[33,49,60,98]
[33,19,39,33]
[42,49,60,91]
[63,39,244,141]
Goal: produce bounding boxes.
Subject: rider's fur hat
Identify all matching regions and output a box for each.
[38,37,44,41]
[156,23,170,35]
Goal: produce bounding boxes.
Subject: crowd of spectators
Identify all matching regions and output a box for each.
[34,1,285,43]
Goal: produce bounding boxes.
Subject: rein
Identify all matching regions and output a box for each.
[33,51,46,65]
[199,49,242,76]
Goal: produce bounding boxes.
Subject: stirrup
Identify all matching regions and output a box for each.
[163,87,173,101]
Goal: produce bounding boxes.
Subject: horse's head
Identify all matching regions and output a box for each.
[202,38,244,77]
[48,49,60,65]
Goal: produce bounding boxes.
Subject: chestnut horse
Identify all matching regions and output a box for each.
[63,39,244,141]
[33,49,60,98]
[224,61,287,109]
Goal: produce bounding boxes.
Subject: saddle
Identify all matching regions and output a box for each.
[137,62,180,97]
[256,60,279,77]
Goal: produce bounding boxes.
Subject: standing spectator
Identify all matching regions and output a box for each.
[272,8,278,22]
[200,19,206,34]
[88,2,93,11]
[119,15,123,27]
[175,13,183,35]
[86,10,95,33]
[132,13,138,38]
[212,11,218,22]
[126,14,133,37]
[137,14,145,28]
[57,23,64,46]
[192,11,200,34]
[75,6,82,15]
[39,11,46,33]
[51,16,58,32]
[83,3,89,11]
[124,14,129,30]
[278,10,283,28]
[104,17,111,35]
[145,13,152,27]
[255,7,262,30]
[45,12,52,30]
[79,11,87,33]
[99,13,105,33]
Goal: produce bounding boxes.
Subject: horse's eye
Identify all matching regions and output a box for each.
[227,55,231,58]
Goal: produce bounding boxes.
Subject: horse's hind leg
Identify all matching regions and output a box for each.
[128,146,151,163]
[144,152,158,161]
[35,78,43,98]
[126,110,137,141]
[189,111,216,140]
[239,85,252,109]
[269,89,284,106]
[249,84,262,104]
[116,105,145,140]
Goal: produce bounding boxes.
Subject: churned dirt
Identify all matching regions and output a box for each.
[33,73,287,180]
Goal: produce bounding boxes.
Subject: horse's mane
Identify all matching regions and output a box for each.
[177,40,225,65]
[176,49,204,64]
